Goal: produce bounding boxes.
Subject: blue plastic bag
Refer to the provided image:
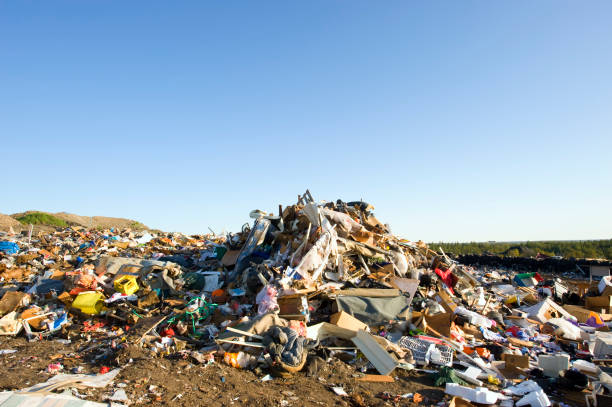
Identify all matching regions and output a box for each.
[0,241,19,254]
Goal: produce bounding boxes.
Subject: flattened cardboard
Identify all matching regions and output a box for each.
[0,291,30,316]
[425,312,452,337]
[586,295,612,313]
[221,250,240,267]
[330,311,368,332]
[435,289,458,313]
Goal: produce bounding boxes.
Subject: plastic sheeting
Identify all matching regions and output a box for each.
[0,242,19,255]
[336,295,411,325]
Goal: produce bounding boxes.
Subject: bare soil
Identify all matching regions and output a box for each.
[0,336,445,407]
[0,214,20,230]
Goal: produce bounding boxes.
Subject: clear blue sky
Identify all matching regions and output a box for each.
[1,1,611,242]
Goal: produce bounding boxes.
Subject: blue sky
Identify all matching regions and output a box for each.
[1,1,611,242]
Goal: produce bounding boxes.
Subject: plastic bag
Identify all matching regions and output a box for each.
[256,285,278,315]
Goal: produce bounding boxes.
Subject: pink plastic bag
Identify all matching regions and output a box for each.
[256,285,278,315]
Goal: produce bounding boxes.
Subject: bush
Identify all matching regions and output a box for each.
[17,212,68,227]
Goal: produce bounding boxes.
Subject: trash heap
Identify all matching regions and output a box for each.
[0,192,611,406]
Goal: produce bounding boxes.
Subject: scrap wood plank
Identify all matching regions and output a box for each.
[279,288,317,299]
[307,322,356,341]
[357,374,394,383]
[507,337,534,348]
[216,339,265,348]
[335,288,400,297]
[225,326,264,340]
[351,330,398,375]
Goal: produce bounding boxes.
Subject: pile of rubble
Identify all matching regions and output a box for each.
[0,191,610,406]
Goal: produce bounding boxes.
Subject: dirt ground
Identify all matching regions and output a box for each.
[0,336,446,407]
[0,335,592,407]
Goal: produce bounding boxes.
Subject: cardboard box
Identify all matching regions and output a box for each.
[502,353,529,369]
[278,295,310,322]
[563,305,595,323]
[525,299,572,323]
[448,396,475,407]
[585,295,612,313]
[330,311,368,332]
[538,354,570,377]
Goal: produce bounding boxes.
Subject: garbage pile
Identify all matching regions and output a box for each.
[0,191,611,406]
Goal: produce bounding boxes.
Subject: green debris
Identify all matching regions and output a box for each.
[432,366,467,387]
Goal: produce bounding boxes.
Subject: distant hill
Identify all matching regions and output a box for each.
[1,210,147,232]
[0,213,21,230]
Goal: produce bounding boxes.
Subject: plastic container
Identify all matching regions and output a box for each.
[72,291,106,315]
[538,354,570,377]
[114,275,139,295]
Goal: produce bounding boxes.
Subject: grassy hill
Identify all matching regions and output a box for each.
[17,212,68,227]
[1,210,148,232]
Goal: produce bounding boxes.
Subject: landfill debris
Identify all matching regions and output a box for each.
[20,368,121,393]
[0,191,611,405]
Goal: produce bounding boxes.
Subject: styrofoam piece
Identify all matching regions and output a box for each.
[593,331,612,359]
[503,380,542,396]
[572,359,601,376]
[547,318,589,341]
[455,366,483,386]
[445,383,501,404]
[598,276,612,295]
[515,389,551,407]
[538,354,570,378]
[522,299,573,323]
[454,306,492,328]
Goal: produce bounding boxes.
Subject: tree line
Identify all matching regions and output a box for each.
[431,239,612,260]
